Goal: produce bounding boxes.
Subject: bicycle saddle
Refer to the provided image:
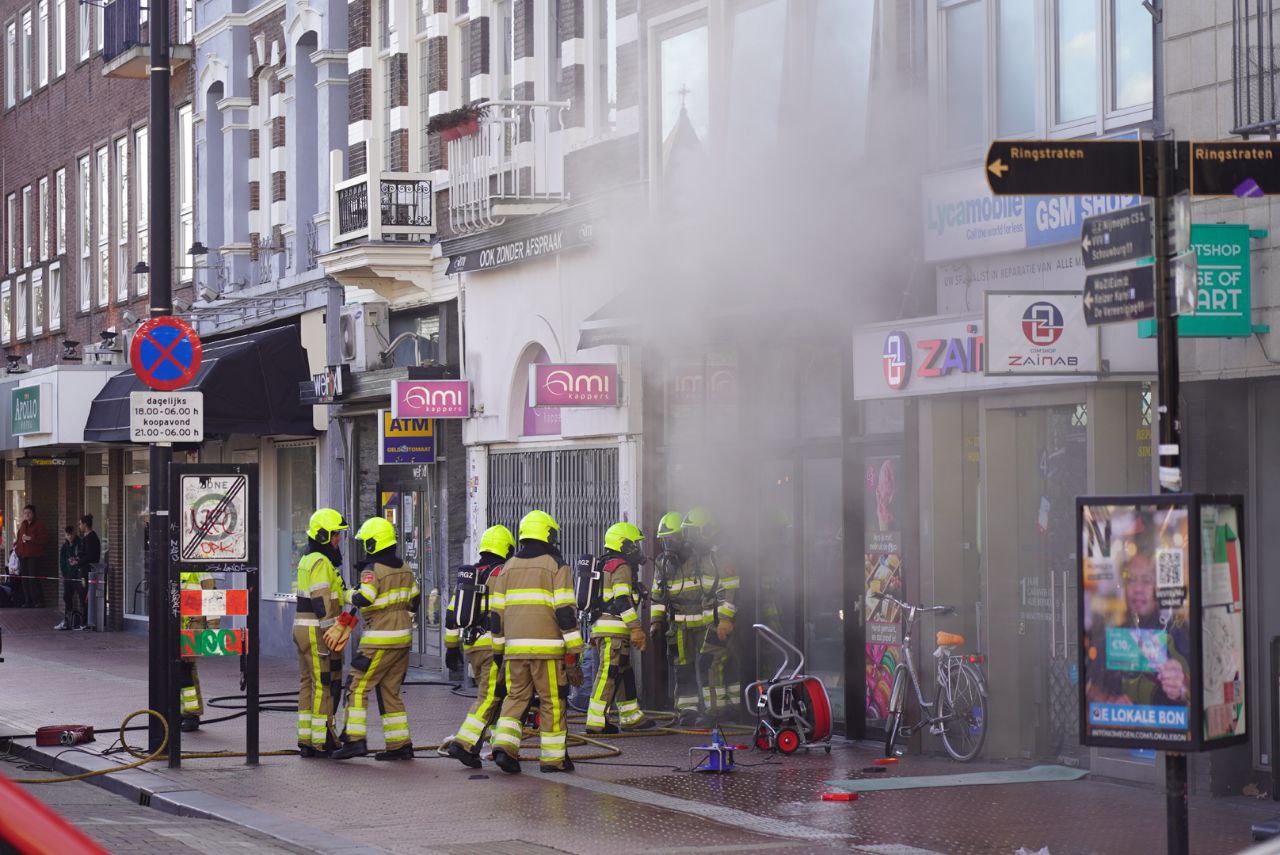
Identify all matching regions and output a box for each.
[936,631,965,647]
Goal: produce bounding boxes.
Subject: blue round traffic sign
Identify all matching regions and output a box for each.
[130,316,203,391]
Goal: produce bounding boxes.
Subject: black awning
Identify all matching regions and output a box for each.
[85,326,316,442]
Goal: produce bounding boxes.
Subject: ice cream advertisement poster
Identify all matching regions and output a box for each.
[865,455,904,725]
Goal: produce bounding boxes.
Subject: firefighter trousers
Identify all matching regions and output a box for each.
[587,636,644,729]
[699,629,741,714]
[346,646,411,749]
[179,659,203,717]
[295,625,343,749]
[669,625,703,713]
[492,658,567,767]
[452,649,506,751]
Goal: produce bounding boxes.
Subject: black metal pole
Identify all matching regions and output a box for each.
[246,563,259,764]
[146,0,177,765]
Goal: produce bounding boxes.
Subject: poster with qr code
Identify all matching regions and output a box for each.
[1080,500,1191,747]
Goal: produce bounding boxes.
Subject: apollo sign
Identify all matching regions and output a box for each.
[530,363,620,407]
[392,379,471,419]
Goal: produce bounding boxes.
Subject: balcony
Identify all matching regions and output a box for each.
[101,0,193,79]
[447,101,568,235]
[322,171,437,301]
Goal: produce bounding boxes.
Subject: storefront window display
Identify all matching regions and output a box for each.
[276,443,317,595]
[864,454,904,725]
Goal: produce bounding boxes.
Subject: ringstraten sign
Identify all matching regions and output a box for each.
[530,363,619,407]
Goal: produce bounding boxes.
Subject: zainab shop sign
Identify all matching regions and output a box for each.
[983,291,1100,376]
[529,363,620,406]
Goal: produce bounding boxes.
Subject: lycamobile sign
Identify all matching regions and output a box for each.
[11,385,45,435]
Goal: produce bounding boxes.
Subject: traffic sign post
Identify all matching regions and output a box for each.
[1081,203,1155,269]
[1083,265,1156,325]
[130,316,203,392]
[129,391,204,443]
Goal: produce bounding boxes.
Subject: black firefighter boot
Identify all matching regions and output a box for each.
[492,748,522,774]
[375,744,415,761]
[540,755,575,774]
[447,741,483,769]
[330,739,368,760]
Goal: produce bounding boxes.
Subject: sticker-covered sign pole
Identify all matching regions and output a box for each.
[144,0,178,767]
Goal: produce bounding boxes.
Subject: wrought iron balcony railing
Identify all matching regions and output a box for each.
[333,172,435,245]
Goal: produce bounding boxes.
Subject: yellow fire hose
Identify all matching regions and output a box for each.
[12,710,169,784]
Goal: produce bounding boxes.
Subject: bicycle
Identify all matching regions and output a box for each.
[877,593,988,762]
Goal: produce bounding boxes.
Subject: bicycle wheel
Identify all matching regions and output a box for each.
[936,661,987,762]
[883,668,907,757]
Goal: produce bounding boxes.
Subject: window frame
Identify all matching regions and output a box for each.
[21,185,31,268]
[177,104,193,282]
[20,9,32,99]
[95,144,108,306]
[270,439,319,597]
[36,0,46,88]
[37,175,48,260]
[14,272,27,340]
[77,153,89,311]
[5,193,14,273]
[646,7,711,197]
[0,280,9,343]
[92,0,101,53]
[4,20,14,108]
[134,126,147,294]
[47,258,60,330]
[52,0,62,77]
[115,135,128,302]
[54,166,65,255]
[30,265,42,336]
[76,0,87,61]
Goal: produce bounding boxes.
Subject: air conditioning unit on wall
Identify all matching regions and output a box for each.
[339,302,390,372]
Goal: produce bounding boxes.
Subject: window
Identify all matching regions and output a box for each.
[1111,0,1152,110]
[0,280,8,342]
[21,11,31,98]
[177,0,193,43]
[93,0,101,53]
[122,457,147,617]
[596,0,616,129]
[998,1,1036,135]
[52,0,62,76]
[726,0,786,162]
[54,167,65,254]
[37,176,48,260]
[134,127,147,293]
[944,0,984,150]
[30,266,42,335]
[77,0,87,61]
[15,274,26,339]
[494,0,513,99]
[36,0,46,87]
[77,154,89,309]
[275,443,317,595]
[115,137,127,301]
[809,0,875,152]
[96,144,108,305]
[453,6,471,105]
[546,0,560,101]
[4,193,13,272]
[656,19,709,176]
[382,56,394,169]
[177,104,193,281]
[379,0,394,49]
[21,185,31,267]
[1055,0,1096,123]
[5,21,14,107]
[47,260,59,329]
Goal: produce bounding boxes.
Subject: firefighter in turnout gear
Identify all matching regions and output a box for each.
[651,511,707,724]
[686,507,741,720]
[445,524,516,769]
[330,517,421,761]
[179,572,218,732]
[294,508,348,758]
[585,522,655,734]
[487,510,582,774]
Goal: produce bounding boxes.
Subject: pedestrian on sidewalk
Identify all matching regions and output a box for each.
[74,515,100,629]
[14,504,49,609]
[444,524,515,769]
[56,526,81,630]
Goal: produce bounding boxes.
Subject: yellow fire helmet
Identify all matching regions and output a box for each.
[682,506,715,532]
[479,524,516,558]
[518,509,560,544]
[604,522,644,553]
[356,516,397,555]
[307,508,349,543]
[656,511,685,538]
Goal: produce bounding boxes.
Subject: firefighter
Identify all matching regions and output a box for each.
[444,524,516,769]
[179,571,218,732]
[686,507,741,721]
[652,511,707,724]
[294,508,348,758]
[487,510,582,774]
[330,517,421,761]
[585,522,655,734]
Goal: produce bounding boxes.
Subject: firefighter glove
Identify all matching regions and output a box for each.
[716,618,734,642]
[323,623,351,652]
[445,647,463,673]
[566,662,584,687]
[629,626,648,652]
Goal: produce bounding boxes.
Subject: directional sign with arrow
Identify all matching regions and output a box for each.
[1189,141,1280,196]
[1081,202,1155,269]
[1083,265,1157,326]
[986,139,1147,196]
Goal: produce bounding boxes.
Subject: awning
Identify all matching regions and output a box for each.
[85,326,316,442]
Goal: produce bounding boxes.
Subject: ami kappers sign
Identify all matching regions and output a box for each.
[391,379,471,419]
[530,363,619,407]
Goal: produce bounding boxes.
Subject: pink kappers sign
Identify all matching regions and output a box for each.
[392,380,471,419]
[529,363,620,407]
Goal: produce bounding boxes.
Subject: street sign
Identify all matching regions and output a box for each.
[179,588,249,617]
[177,472,251,564]
[1083,265,1156,326]
[129,391,204,443]
[1189,141,1280,196]
[985,139,1146,196]
[378,409,436,465]
[1081,203,1154,269]
[983,291,1099,376]
[130,316,203,391]
[1139,224,1259,338]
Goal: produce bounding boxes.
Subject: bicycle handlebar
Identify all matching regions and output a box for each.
[873,593,955,616]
